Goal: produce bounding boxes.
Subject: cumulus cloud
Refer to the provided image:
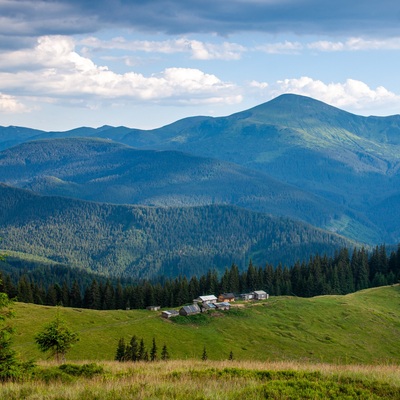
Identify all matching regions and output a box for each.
[269,77,400,112]
[0,0,399,41]
[0,93,28,113]
[0,36,241,106]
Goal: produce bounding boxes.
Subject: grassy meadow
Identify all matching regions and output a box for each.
[2,285,400,399]
[11,285,400,364]
[1,360,399,399]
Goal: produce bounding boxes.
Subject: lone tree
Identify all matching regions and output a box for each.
[150,337,158,361]
[34,311,79,363]
[161,343,170,361]
[201,346,207,361]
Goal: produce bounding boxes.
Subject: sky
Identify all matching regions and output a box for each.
[1,0,400,131]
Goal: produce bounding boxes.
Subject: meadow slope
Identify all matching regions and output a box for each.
[11,285,400,364]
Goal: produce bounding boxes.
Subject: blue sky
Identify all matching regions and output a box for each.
[1,0,400,130]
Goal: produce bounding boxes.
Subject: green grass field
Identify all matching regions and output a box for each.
[1,360,400,399]
[11,285,400,364]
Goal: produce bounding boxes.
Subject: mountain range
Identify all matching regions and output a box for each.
[0,184,353,278]
[0,94,399,277]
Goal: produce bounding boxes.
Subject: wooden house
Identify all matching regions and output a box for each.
[218,293,235,302]
[146,305,161,311]
[214,302,230,310]
[161,310,179,319]
[253,290,268,300]
[194,295,218,304]
[240,293,254,301]
[179,304,201,316]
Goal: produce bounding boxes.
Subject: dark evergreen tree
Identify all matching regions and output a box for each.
[201,346,207,361]
[126,335,139,361]
[69,280,82,308]
[161,343,169,360]
[150,337,158,362]
[115,337,126,362]
[138,338,146,361]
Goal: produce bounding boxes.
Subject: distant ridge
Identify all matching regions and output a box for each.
[0,94,400,244]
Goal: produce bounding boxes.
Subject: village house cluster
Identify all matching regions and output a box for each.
[159,290,268,319]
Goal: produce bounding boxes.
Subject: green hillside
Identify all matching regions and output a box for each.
[0,184,354,277]
[0,137,348,230]
[10,285,400,364]
[1,94,399,243]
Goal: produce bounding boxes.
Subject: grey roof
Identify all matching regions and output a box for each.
[181,304,201,314]
[198,295,218,302]
[253,290,267,295]
[220,293,235,298]
[162,310,179,315]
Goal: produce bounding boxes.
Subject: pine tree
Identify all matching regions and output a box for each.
[70,280,82,308]
[0,288,27,380]
[126,335,139,361]
[115,337,126,362]
[201,346,208,361]
[150,337,158,361]
[138,338,146,361]
[161,343,170,360]
[34,310,79,363]
[229,350,234,361]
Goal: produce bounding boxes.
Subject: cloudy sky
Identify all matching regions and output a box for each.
[1,0,400,130]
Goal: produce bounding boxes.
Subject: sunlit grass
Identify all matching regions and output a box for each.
[1,360,399,399]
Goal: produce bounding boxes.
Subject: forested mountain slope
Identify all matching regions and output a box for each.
[1,94,399,243]
[0,184,354,278]
[0,137,370,235]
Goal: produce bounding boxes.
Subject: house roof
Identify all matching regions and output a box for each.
[253,290,267,295]
[181,304,200,314]
[162,310,179,315]
[215,302,230,308]
[220,293,235,298]
[198,295,217,302]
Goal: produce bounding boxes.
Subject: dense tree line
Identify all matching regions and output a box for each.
[0,244,399,310]
[0,184,352,278]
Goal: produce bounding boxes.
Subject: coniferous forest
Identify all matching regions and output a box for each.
[1,244,398,310]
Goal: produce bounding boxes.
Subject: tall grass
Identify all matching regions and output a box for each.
[1,360,399,399]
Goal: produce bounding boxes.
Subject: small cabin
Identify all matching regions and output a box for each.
[218,293,235,302]
[253,290,268,300]
[146,305,161,311]
[240,293,254,301]
[179,304,201,316]
[194,295,218,304]
[161,310,179,319]
[214,302,230,311]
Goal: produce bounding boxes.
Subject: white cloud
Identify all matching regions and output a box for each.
[271,76,400,112]
[0,35,241,106]
[0,93,29,113]
[255,41,303,54]
[79,36,245,60]
[308,37,400,52]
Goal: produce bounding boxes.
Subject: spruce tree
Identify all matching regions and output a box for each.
[229,350,234,361]
[126,335,139,361]
[138,338,146,361]
[150,337,158,361]
[34,311,79,363]
[201,346,207,361]
[161,343,170,360]
[0,288,27,381]
[115,338,126,362]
